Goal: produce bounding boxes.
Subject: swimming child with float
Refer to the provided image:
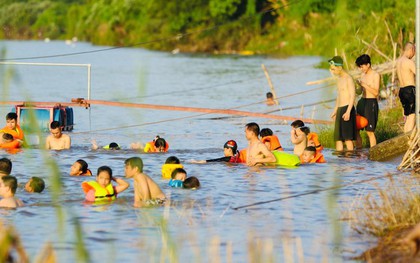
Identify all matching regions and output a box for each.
[260,128,283,151]
[162,156,184,179]
[0,112,24,144]
[190,140,243,164]
[0,133,20,150]
[70,159,92,176]
[300,146,326,164]
[81,166,129,202]
[131,135,169,153]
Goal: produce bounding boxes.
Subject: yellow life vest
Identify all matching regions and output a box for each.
[82,181,116,201]
[161,163,184,179]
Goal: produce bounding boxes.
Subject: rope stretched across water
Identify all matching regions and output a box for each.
[231,173,395,210]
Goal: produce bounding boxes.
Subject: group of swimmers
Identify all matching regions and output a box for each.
[0,107,326,208]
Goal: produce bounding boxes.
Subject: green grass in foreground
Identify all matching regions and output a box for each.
[317,105,403,149]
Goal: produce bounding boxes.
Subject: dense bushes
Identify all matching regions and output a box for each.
[0,0,415,58]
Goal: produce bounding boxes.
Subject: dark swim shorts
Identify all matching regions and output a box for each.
[334,105,357,141]
[398,86,416,116]
[356,98,379,132]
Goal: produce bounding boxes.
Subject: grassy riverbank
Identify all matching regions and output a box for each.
[0,0,415,60]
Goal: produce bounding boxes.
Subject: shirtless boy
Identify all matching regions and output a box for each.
[396,42,416,133]
[0,176,23,208]
[124,157,166,207]
[290,120,307,155]
[45,121,71,150]
[244,122,276,166]
[329,56,357,151]
[355,54,380,147]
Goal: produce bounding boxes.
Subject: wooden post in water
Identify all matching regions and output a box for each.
[261,64,279,105]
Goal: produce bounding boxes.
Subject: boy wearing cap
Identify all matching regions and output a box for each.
[189,140,242,163]
[329,56,357,151]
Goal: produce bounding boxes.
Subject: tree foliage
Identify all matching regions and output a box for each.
[0,0,415,58]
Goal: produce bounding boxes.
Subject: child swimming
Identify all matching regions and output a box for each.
[81,166,129,202]
[162,156,184,179]
[168,168,187,188]
[25,177,45,193]
[70,159,92,176]
[0,176,23,208]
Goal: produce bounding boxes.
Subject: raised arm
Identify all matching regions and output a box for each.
[113,177,129,194]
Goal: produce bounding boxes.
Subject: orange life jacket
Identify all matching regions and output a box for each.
[0,139,20,149]
[239,149,247,163]
[311,152,326,163]
[0,124,24,140]
[307,132,323,152]
[261,135,283,151]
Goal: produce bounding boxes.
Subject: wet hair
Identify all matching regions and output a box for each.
[245,122,260,137]
[304,146,316,153]
[2,175,17,194]
[300,126,310,135]
[183,176,200,189]
[0,158,12,175]
[165,156,180,164]
[29,177,45,193]
[291,120,305,128]
[6,112,17,121]
[108,142,120,150]
[260,128,273,138]
[266,92,273,99]
[50,121,60,129]
[125,157,143,173]
[97,166,113,180]
[355,54,371,67]
[171,168,187,179]
[154,138,166,149]
[76,159,89,174]
[2,133,13,141]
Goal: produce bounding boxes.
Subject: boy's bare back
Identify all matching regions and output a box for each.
[133,173,165,207]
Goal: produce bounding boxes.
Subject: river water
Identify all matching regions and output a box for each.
[0,40,403,262]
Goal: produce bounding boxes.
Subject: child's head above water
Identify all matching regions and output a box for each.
[70,159,89,176]
[0,158,12,176]
[25,177,45,193]
[302,146,316,163]
[1,133,13,143]
[223,140,238,156]
[183,176,200,189]
[259,128,273,138]
[0,175,18,195]
[154,137,167,152]
[171,168,187,181]
[96,166,113,188]
[165,156,180,164]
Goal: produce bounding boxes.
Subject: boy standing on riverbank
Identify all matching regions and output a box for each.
[329,56,357,151]
[396,42,416,133]
[355,54,380,148]
[124,157,166,207]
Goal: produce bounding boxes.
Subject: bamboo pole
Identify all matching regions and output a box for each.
[390,43,397,108]
[261,64,279,105]
[359,38,392,62]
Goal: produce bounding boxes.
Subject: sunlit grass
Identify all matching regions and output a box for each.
[346,175,420,237]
